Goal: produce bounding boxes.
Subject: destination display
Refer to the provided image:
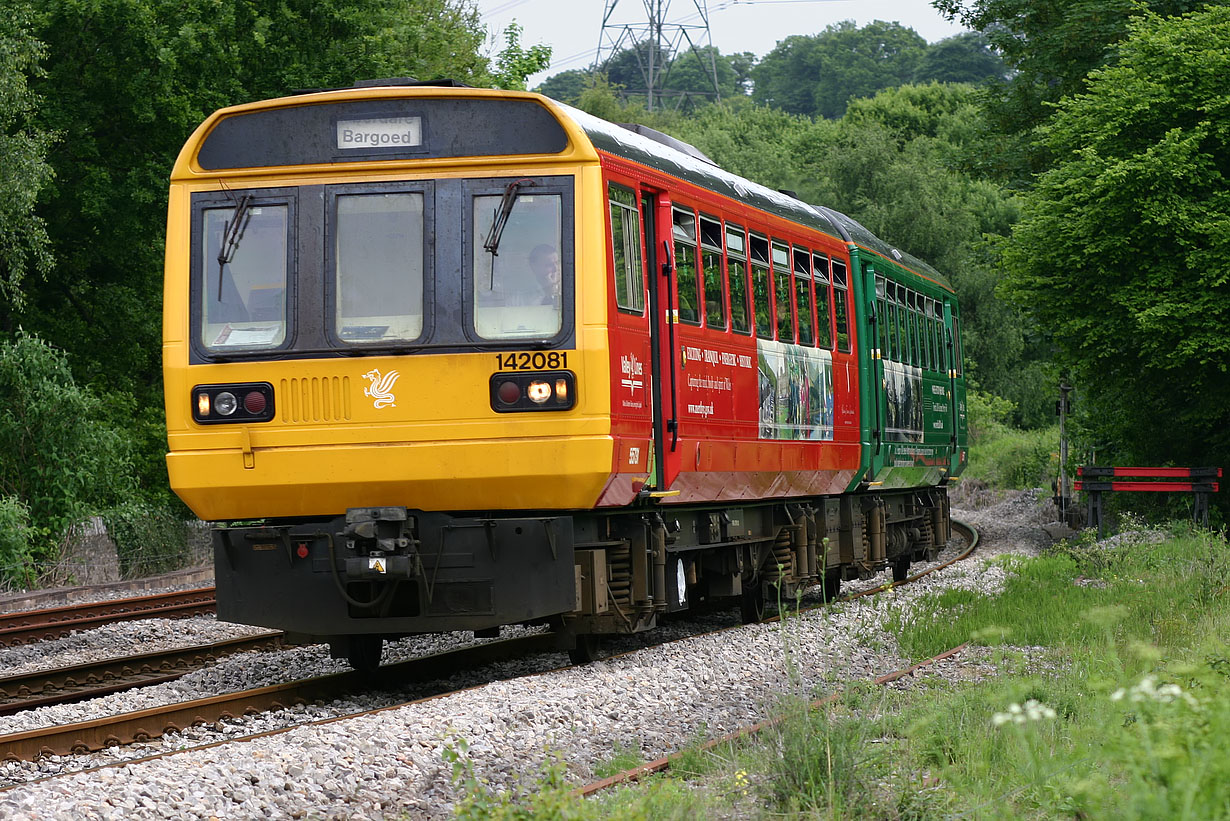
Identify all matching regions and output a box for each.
[336,116,422,150]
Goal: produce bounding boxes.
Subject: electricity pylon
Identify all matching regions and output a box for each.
[595,0,721,112]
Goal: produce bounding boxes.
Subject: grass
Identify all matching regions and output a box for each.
[447,523,1230,819]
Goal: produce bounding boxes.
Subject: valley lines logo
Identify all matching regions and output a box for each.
[620,353,644,392]
[363,369,400,409]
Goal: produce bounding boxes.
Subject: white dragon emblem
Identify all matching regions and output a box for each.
[363,369,400,409]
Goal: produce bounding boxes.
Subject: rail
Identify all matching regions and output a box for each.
[0,588,217,648]
[0,519,978,773]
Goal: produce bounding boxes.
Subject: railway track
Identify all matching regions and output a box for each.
[0,633,282,716]
[0,588,217,648]
[0,520,977,769]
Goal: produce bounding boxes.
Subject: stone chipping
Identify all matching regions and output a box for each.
[0,490,1056,819]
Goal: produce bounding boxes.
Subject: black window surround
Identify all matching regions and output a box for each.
[187,175,576,364]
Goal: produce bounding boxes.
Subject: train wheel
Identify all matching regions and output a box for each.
[347,635,383,673]
[822,574,841,602]
[740,578,765,624]
[568,634,601,665]
[891,559,910,583]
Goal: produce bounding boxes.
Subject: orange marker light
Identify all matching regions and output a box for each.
[555,379,568,402]
[197,392,211,417]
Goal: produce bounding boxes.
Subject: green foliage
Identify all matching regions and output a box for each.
[489,22,551,91]
[444,739,589,820]
[892,529,1230,818]
[760,701,888,816]
[102,499,198,578]
[573,74,652,124]
[1000,6,1230,488]
[0,332,134,577]
[534,69,589,104]
[594,43,750,110]
[752,20,927,118]
[912,31,1006,84]
[665,97,822,195]
[0,3,53,315]
[0,494,34,586]
[934,0,1218,183]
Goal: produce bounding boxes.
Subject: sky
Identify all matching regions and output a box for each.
[475,0,971,88]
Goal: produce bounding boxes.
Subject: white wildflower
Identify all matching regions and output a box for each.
[1111,675,1199,708]
[992,699,1056,728]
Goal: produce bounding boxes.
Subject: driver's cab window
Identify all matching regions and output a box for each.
[200,202,289,351]
[473,192,563,339]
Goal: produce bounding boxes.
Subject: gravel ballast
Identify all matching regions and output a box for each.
[0,491,1056,819]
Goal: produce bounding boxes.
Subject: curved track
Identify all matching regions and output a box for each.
[576,517,980,797]
[0,521,977,770]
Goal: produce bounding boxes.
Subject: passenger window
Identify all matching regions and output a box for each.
[473,191,563,340]
[201,202,289,350]
[700,215,726,330]
[792,248,814,346]
[938,306,949,373]
[609,184,644,314]
[906,292,919,367]
[900,289,910,366]
[832,259,851,353]
[726,225,751,335]
[334,193,425,344]
[953,315,963,375]
[750,234,771,339]
[813,253,832,349]
[673,208,700,326]
[875,275,889,357]
[772,240,793,342]
[890,283,900,359]
[929,307,939,371]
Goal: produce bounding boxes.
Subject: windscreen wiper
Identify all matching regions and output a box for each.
[217,194,253,301]
[483,178,535,258]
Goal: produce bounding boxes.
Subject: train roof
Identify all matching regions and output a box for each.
[556,101,953,292]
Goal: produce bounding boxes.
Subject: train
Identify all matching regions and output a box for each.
[163,80,967,670]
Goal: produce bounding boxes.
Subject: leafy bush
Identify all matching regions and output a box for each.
[102,500,204,578]
[0,495,34,587]
[0,332,136,581]
[961,389,1057,489]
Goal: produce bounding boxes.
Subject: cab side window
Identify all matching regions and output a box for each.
[609,184,644,314]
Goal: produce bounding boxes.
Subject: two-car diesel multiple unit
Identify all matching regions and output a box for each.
[163,82,967,669]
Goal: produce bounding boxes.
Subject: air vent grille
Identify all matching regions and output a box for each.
[279,377,352,423]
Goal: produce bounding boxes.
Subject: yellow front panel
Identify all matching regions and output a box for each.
[163,91,616,520]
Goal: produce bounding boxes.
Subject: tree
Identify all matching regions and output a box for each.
[753,21,927,119]
[490,22,551,91]
[590,43,747,110]
[18,0,493,398]
[1000,7,1230,468]
[0,5,52,319]
[535,68,589,103]
[933,0,1218,182]
[913,32,1005,84]
[0,332,134,580]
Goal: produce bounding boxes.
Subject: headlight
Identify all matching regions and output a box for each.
[214,391,238,416]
